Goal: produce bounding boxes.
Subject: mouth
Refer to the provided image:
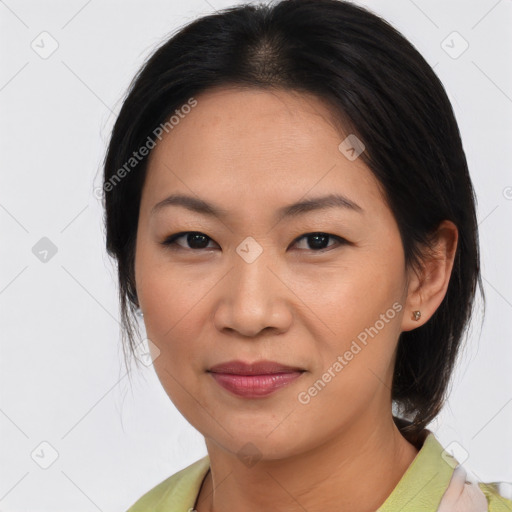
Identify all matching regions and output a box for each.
[207,359,306,398]
[208,359,305,375]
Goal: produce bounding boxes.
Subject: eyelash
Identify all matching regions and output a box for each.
[160,231,349,253]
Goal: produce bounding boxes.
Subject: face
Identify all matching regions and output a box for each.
[135,87,412,460]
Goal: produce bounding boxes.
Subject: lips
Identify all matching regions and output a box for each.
[208,359,305,375]
[207,360,305,398]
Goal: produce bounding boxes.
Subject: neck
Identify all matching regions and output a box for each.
[195,411,420,512]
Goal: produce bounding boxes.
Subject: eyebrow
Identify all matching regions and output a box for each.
[151,192,363,221]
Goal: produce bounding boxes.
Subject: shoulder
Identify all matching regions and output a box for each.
[386,422,512,512]
[125,455,210,512]
[436,458,512,512]
[478,482,512,512]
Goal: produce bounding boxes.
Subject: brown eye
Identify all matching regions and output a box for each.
[161,231,348,252]
[161,231,217,250]
[292,232,347,252]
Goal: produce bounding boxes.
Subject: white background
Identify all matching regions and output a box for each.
[1,0,511,510]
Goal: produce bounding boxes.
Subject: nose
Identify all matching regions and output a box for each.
[212,244,293,338]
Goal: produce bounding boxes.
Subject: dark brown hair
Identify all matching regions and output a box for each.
[101,0,484,444]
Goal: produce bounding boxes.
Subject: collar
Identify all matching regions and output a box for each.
[377,430,456,511]
[141,430,458,511]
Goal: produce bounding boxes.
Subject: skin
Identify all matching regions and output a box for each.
[134,86,458,512]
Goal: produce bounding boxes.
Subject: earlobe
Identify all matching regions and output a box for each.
[411,310,421,321]
[401,220,458,332]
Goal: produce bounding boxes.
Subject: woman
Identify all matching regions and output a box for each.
[101,0,511,510]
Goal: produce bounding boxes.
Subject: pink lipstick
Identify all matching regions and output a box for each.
[208,359,305,398]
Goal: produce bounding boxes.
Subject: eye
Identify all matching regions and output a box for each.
[161,231,348,252]
[161,231,218,251]
[291,232,347,252]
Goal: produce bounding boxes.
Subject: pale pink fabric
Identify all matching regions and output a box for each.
[437,465,489,512]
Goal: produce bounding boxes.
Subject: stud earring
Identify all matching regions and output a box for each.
[412,310,421,321]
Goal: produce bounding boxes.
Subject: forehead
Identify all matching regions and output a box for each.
[142,87,385,219]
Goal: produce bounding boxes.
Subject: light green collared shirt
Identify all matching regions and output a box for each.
[126,432,512,511]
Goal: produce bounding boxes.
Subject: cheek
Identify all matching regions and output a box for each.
[308,249,404,331]
[305,249,405,386]
[136,244,203,338]
[137,265,208,418]
[297,304,402,431]
[135,253,218,394]
[140,273,201,359]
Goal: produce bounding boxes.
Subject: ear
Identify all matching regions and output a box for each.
[401,220,458,332]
